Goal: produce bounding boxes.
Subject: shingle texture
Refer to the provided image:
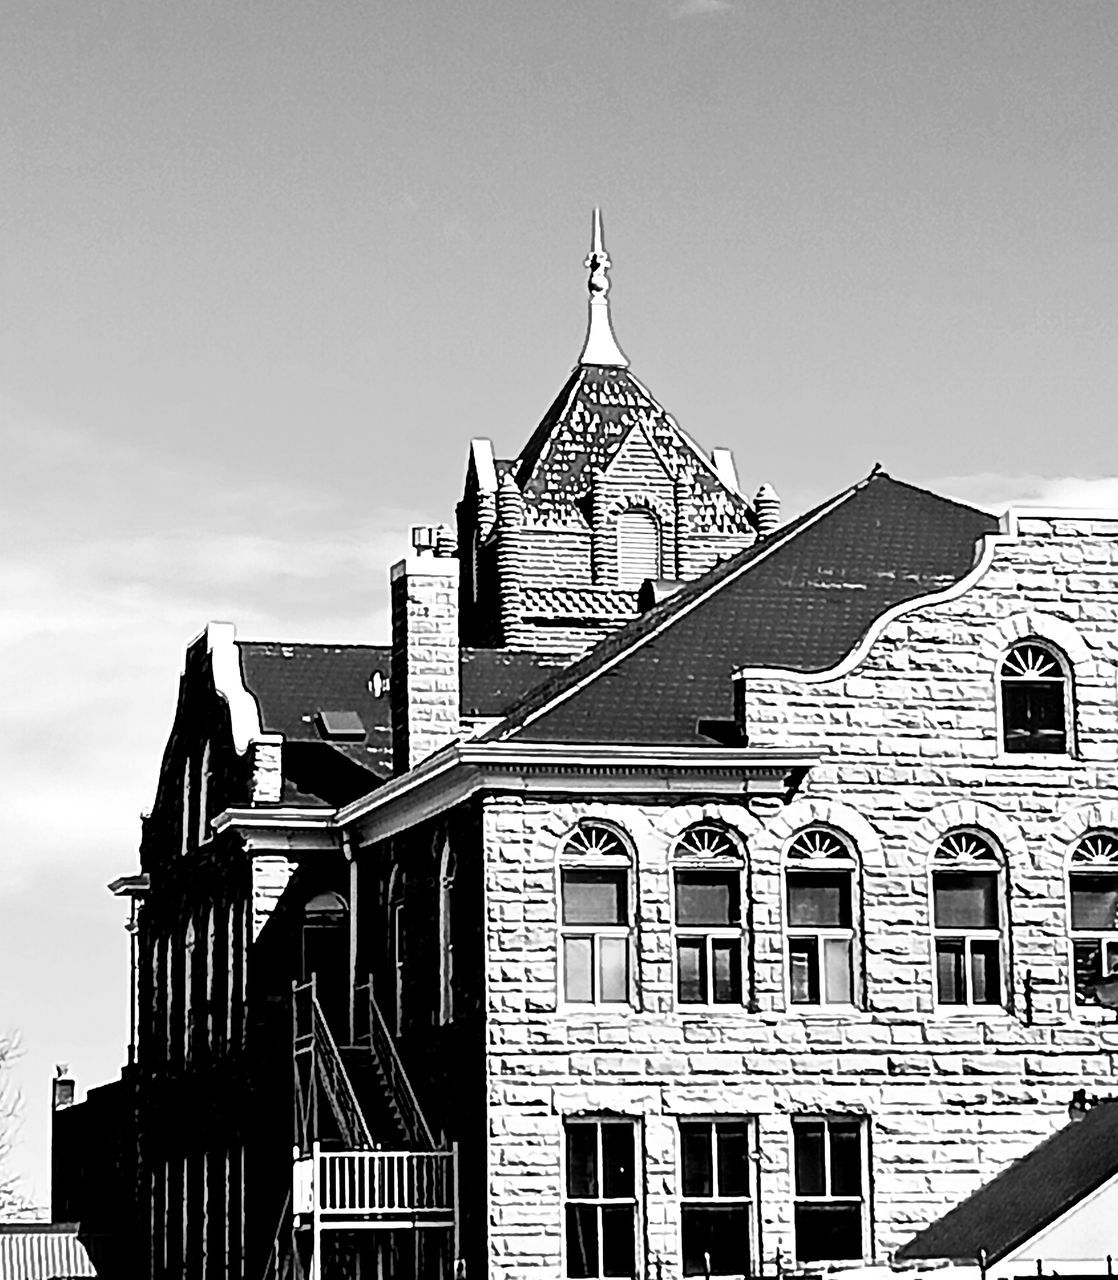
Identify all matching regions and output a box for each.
[237,642,575,797]
[0,1225,96,1279]
[486,472,998,745]
[460,649,571,718]
[896,1102,1118,1262]
[513,364,753,531]
[238,643,394,785]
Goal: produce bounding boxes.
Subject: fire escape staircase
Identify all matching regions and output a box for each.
[262,976,458,1280]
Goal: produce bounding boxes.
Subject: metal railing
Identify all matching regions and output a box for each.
[353,976,435,1150]
[294,1142,456,1222]
[293,978,373,1152]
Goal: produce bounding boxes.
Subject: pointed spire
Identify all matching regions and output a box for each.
[578,208,629,368]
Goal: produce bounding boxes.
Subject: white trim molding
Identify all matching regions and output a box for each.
[205,622,267,757]
[338,741,820,848]
[211,806,339,854]
[732,532,1002,685]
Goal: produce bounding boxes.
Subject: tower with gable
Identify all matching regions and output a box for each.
[457,211,779,652]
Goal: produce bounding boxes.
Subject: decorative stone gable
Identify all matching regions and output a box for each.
[456,216,778,656]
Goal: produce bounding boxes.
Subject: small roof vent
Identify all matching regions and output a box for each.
[314,709,367,742]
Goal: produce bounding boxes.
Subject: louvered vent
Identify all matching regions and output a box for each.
[616,508,661,588]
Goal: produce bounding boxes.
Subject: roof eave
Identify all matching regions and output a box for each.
[337,740,821,846]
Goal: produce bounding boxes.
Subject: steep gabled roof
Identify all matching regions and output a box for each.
[483,472,998,746]
[512,364,753,528]
[896,1103,1118,1263]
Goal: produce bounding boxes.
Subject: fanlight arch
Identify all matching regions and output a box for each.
[999,640,1072,755]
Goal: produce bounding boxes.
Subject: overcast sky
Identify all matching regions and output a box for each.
[3,0,1118,1208]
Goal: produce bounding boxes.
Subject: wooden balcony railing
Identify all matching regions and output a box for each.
[293,1142,457,1226]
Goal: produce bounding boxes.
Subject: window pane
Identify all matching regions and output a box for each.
[970,939,1001,1004]
[598,938,629,1004]
[712,941,742,1005]
[565,1204,598,1278]
[566,1124,598,1198]
[829,1124,863,1196]
[1002,682,1066,754]
[1074,940,1101,1004]
[681,1205,751,1278]
[601,1124,634,1199]
[794,1203,863,1262]
[564,938,593,1003]
[1071,875,1118,930]
[933,872,998,928]
[792,1122,826,1196]
[600,1205,635,1278]
[823,938,853,1004]
[675,873,739,926]
[716,1125,751,1199]
[677,940,706,1005]
[789,937,819,1004]
[936,938,965,1004]
[680,1124,712,1198]
[787,873,852,928]
[563,871,627,925]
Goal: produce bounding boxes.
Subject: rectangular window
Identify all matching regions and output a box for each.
[562,871,630,1005]
[792,1118,868,1263]
[932,871,1002,1006]
[565,1119,638,1279]
[675,871,743,1006]
[678,1121,755,1277]
[1071,871,1118,1005]
[786,872,854,1006]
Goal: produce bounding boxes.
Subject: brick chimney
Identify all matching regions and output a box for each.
[390,527,461,775]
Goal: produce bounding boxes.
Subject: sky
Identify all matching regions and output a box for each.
[2,0,1118,1210]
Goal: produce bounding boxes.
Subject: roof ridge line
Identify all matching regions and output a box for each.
[514,365,588,487]
[622,369,746,500]
[490,474,869,741]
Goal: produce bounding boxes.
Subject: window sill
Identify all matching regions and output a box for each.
[931,1005,1012,1019]
[991,753,1081,768]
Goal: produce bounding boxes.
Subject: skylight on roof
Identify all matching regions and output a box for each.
[315,709,367,742]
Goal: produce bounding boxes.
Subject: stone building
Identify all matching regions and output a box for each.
[57,215,1118,1280]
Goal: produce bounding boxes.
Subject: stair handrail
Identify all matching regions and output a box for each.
[295,978,374,1152]
[357,976,436,1150]
[260,1185,291,1280]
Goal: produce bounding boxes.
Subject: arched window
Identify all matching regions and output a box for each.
[1068,831,1118,1006]
[616,508,661,588]
[204,907,216,1055]
[672,824,745,1007]
[438,841,456,1026]
[180,762,193,858]
[303,890,349,1037]
[931,831,1004,1007]
[183,918,196,1062]
[784,828,858,1007]
[388,867,406,1035]
[560,822,633,1005]
[999,641,1071,755]
[197,741,211,847]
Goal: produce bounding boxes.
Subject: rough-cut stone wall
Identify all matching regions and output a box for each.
[390,555,461,773]
[477,520,1118,1277]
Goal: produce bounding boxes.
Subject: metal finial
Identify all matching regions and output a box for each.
[578,208,628,368]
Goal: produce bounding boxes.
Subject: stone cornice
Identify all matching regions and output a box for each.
[211,806,340,854]
[337,741,819,847]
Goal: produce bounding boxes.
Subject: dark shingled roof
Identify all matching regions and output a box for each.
[513,364,754,531]
[460,649,571,718]
[237,642,575,800]
[896,1102,1118,1263]
[238,643,394,782]
[484,472,998,746]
